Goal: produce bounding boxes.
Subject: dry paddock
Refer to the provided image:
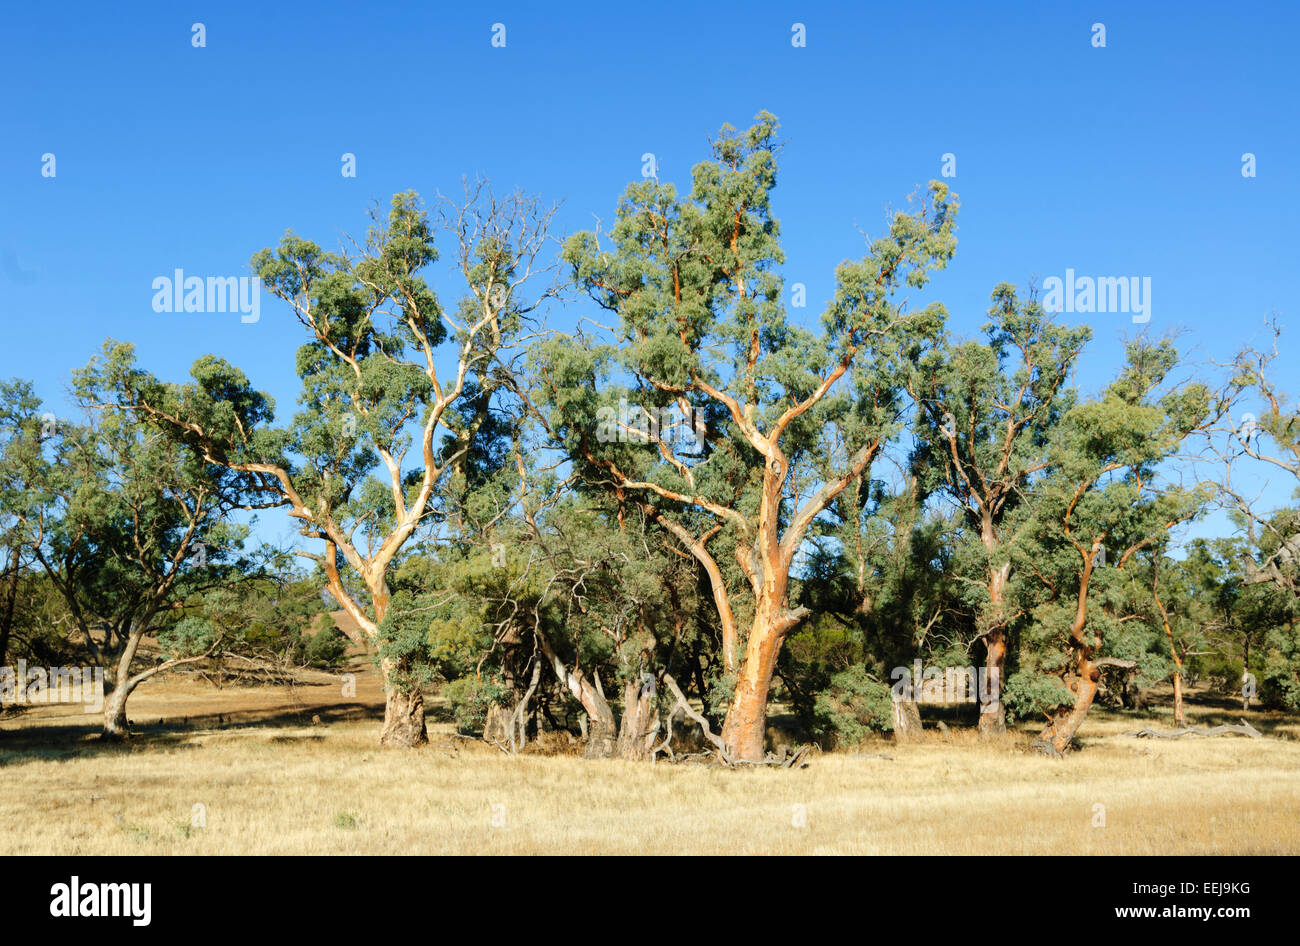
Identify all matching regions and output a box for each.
[2,668,1298,855]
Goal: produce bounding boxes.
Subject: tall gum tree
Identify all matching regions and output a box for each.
[110,187,557,746]
[538,113,958,760]
[909,284,1090,733]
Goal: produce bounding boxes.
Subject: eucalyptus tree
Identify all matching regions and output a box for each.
[1148,541,1240,726]
[534,112,958,760]
[13,351,259,737]
[0,380,48,673]
[1011,339,1211,753]
[908,284,1089,733]
[107,186,558,746]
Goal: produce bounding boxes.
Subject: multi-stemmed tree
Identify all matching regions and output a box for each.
[533,113,958,760]
[108,187,557,746]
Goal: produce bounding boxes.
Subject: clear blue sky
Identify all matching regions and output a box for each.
[2,0,1297,546]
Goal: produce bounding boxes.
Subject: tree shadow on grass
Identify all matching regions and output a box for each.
[0,698,385,766]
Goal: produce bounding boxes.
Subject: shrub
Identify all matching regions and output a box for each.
[444,675,511,735]
[1002,671,1073,722]
[812,666,894,746]
[301,617,348,669]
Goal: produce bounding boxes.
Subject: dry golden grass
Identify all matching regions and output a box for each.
[3,665,1299,855]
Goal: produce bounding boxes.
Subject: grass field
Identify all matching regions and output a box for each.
[3,656,1299,855]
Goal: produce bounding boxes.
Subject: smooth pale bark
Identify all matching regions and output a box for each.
[616,676,659,761]
[482,658,542,752]
[537,630,618,758]
[719,585,808,760]
[101,626,145,738]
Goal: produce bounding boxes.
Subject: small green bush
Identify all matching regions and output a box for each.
[301,618,348,669]
[444,676,511,735]
[812,666,894,746]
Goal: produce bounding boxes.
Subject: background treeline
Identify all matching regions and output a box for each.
[1,114,1297,759]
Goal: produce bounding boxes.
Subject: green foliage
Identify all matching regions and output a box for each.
[1002,670,1073,721]
[301,615,348,669]
[158,616,219,659]
[812,665,894,745]
[444,675,511,735]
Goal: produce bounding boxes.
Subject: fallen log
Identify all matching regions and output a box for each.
[1119,719,1262,740]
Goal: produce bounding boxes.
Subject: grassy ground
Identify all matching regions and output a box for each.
[2,659,1299,855]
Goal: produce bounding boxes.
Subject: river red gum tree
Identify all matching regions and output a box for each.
[541,113,958,760]
[112,186,556,746]
[1024,339,1209,753]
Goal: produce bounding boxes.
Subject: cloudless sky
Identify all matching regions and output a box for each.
[2,0,1297,547]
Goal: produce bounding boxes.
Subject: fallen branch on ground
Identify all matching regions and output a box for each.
[1119,719,1262,740]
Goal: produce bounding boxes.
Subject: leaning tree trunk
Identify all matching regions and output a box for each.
[100,614,220,740]
[1172,671,1185,728]
[1037,548,1101,754]
[583,689,618,759]
[378,657,427,747]
[538,630,617,758]
[483,658,542,753]
[102,679,134,740]
[1038,655,1100,754]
